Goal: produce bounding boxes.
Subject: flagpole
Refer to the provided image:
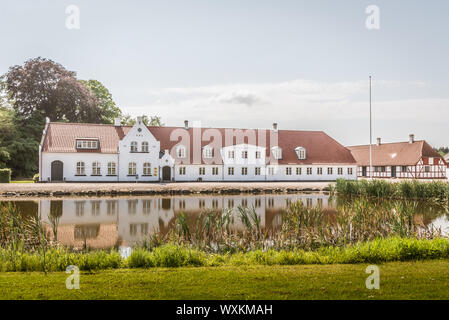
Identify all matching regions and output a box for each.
[369,76,373,180]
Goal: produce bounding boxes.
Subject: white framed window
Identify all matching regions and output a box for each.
[142,141,149,153]
[203,147,213,159]
[295,147,306,160]
[327,167,333,175]
[307,167,312,175]
[199,167,205,175]
[179,167,186,175]
[348,168,353,175]
[130,141,138,152]
[338,168,343,175]
[255,151,261,159]
[128,162,137,176]
[228,150,235,159]
[92,162,101,176]
[76,139,98,150]
[317,167,323,175]
[177,145,186,158]
[143,162,152,176]
[268,167,275,175]
[241,167,248,175]
[255,167,261,175]
[228,167,234,175]
[296,167,301,175]
[107,162,116,175]
[286,167,292,175]
[153,167,158,176]
[402,166,407,173]
[212,167,219,175]
[76,162,85,175]
[271,147,282,160]
[242,151,248,159]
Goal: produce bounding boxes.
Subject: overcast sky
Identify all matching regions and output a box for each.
[1,0,448,147]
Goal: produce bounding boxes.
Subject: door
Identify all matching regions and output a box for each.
[51,161,64,181]
[162,166,171,181]
[391,166,396,178]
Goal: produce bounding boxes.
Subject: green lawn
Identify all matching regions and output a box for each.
[1,260,449,300]
[10,180,34,183]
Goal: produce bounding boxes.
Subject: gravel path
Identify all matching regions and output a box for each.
[0,181,332,197]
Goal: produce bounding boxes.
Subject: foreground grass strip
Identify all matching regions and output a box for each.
[1,260,449,299]
[1,237,449,272]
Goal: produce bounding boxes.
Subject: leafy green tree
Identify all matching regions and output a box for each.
[80,79,122,124]
[121,114,164,127]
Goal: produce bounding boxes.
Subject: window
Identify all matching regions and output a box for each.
[76,139,98,150]
[76,162,85,175]
[255,151,261,159]
[241,167,248,175]
[128,162,137,176]
[228,167,234,175]
[307,167,312,175]
[317,167,323,175]
[228,150,235,159]
[142,200,151,214]
[295,147,306,160]
[348,168,353,175]
[130,141,138,152]
[268,167,275,175]
[286,167,292,175]
[203,147,213,159]
[107,200,117,215]
[296,167,302,175]
[179,167,186,175]
[255,167,261,175]
[107,162,116,175]
[91,201,100,216]
[402,166,407,173]
[327,167,333,175]
[143,163,152,176]
[212,167,219,175]
[424,166,430,173]
[153,167,158,176]
[381,166,386,173]
[374,166,380,173]
[75,201,85,216]
[242,151,248,159]
[177,145,186,158]
[128,200,137,214]
[338,168,343,175]
[271,147,282,160]
[92,162,101,176]
[199,167,205,175]
[141,141,149,153]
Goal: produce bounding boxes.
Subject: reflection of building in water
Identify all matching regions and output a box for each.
[39,194,331,249]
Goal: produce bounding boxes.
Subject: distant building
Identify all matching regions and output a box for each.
[39,117,357,182]
[347,135,447,179]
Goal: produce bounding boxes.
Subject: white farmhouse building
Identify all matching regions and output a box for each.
[39,117,357,182]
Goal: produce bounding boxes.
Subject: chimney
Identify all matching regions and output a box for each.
[409,134,415,144]
[137,116,142,125]
[184,120,189,130]
[114,118,121,126]
[376,137,381,146]
[272,123,278,132]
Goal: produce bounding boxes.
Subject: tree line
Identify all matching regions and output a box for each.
[0,57,163,178]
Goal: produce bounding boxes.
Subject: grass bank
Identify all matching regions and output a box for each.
[2,237,449,272]
[333,179,449,200]
[1,260,449,299]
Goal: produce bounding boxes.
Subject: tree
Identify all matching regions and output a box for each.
[121,114,164,127]
[3,57,101,123]
[80,79,122,124]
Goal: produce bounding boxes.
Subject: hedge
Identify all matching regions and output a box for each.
[0,169,11,183]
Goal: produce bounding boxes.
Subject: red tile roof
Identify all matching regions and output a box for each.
[42,122,356,165]
[347,140,442,166]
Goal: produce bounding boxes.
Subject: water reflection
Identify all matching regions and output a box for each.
[3,194,449,250]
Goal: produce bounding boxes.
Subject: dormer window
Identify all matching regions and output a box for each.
[130,141,138,152]
[271,146,282,160]
[177,145,186,158]
[295,147,306,160]
[76,139,99,150]
[203,146,213,159]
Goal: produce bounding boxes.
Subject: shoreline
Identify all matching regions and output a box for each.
[0,181,332,198]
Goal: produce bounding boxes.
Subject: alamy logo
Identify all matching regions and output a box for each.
[66,265,80,290]
[65,5,80,30]
[365,265,380,289]
[365,5,380,30]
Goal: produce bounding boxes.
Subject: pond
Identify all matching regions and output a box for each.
[1,193,448,250]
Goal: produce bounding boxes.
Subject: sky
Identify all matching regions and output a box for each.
[0,0,448,147]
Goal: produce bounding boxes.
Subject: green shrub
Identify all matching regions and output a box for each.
[0,169,11,183]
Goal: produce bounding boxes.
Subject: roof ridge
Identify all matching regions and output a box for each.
[348,140,425,148]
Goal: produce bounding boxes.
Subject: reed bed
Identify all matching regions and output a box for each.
[333,179,449,201]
